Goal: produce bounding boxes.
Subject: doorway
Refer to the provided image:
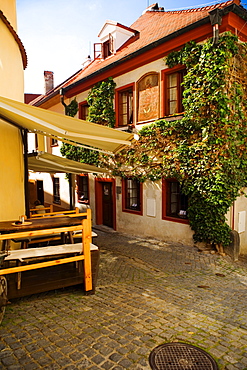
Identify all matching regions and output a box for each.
[95,178,116,229]
[37,180,44,205]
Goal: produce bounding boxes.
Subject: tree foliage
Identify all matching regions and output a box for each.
[101,33,247,248]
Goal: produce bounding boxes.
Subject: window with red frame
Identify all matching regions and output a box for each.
[77,175,89,203]
[122,178,142,213]
[79,102,89,121]
[118,87,133,127]
[163,179,188,221]
[165,69,186,116]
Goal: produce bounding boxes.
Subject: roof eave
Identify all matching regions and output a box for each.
[36,2,247,104]
[63,15,211,96]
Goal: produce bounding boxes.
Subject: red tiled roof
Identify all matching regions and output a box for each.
[33,0,241,104]
[69,0,237,82]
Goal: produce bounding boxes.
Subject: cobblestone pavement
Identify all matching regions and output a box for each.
[1,227,247,370]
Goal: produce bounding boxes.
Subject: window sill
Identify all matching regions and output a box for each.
[123,208,143,216]
[162,216,189,224]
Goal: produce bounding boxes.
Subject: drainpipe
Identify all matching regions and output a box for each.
[59,88,74,210]
[209,8,222,45]
[59,88,67,111]
[21,129,30,217]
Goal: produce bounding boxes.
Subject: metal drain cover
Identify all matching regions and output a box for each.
[149,342,218,370]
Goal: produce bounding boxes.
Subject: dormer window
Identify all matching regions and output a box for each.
[94,34,114,60]
[94,21,136,60]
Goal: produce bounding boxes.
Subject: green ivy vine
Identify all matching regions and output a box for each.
[87,77,116,128]
[104,32,247,249]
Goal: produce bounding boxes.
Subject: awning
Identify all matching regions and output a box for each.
[0,95,134,154]
[28,152,107,174]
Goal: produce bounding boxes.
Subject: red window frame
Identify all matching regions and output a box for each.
[161,66,186,117]
[79,101,89,121]
[122,178,143,215]
[115,83,134,127]
[162,178,189,224]
[50,137,58,147]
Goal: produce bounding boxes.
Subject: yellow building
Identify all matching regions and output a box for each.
[0,0,27,221]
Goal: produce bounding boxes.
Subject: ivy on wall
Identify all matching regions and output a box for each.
[87,77,116,128]
[102,32,247,249]
[60,79,117,167]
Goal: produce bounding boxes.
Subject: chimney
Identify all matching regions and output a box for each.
[44,71,54,93]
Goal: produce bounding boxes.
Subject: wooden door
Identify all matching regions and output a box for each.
[102,182,113,227]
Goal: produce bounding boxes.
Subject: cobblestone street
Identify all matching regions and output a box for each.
[1,227,247,369]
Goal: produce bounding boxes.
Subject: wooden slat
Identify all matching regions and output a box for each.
[0,224,83,241]
[30,208,79,219]
[0,255,85,275]
[82,209,92,291]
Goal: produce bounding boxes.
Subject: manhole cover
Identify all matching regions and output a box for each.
[149,342,218,370]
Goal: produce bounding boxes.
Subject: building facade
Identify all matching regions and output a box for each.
[31,0,247,254]
[0,0,27,221]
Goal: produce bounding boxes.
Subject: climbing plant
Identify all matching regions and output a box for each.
[60,97,101,166]
[63,98,78,117]
[87,77,116,128]
[101,32,247,249]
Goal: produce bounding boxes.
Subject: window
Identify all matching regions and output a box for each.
[137,73,159,122]
[94,34,113,60]
[53,177,60,204]
[164,68,185,116]
[35,134,38,150]
[77,175,89,203]
[79,101,89,120]
[50,138,58,147]
[103,34,113,59]
[122,178,142,214]
[162,178,188,222]
[116,85,133,127]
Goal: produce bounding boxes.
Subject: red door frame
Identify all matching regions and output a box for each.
[95,178,116,230]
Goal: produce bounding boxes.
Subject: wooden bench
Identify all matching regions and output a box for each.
[0,209,93,293]
[14,208,81,248]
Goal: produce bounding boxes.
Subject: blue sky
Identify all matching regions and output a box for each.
[16,0,227,94]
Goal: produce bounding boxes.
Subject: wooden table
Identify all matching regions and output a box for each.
[0,209,98,299]
[0,215,86,249]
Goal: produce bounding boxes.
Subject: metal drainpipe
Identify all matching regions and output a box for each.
[59,88,74,210]
[21,129,30,218]
[209,8,222,45]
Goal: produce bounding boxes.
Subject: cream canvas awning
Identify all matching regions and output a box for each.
[28,152,108,174]
[0,95,134,154]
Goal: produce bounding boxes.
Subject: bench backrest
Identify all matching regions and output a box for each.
[29,205,53,217]
[30,207,79,219]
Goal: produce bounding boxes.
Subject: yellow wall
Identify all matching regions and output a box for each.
[0,2,25,221]
[0,21,24,101]
[1,0,17,31]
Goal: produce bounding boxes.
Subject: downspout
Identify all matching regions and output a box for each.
[209,8,222,45]
[21,129,30,218]
[59,88,74,210]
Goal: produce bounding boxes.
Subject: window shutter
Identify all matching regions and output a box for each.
[94,43,102,59]
[109,33,114,54]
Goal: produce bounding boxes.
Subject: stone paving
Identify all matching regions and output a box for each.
[1,227,247,369]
